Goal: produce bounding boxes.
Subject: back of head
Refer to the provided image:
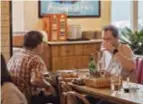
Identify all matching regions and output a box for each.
[103,25,119,38]
[24,31,43,49]
[1,54,12,85]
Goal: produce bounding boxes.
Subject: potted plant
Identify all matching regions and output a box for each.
[120,27,143,55]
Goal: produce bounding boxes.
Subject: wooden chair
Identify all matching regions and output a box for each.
[11,76,31,104]
[58,81,72,104]
[58,74,89,104]
[59,81,72,93]
[63,91,90,104]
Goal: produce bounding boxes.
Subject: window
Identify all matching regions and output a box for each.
[138,1,143,30]
[111,1,131,28]
[111,0,143,30]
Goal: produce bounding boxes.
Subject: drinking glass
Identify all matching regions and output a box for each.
[110,75,122,92]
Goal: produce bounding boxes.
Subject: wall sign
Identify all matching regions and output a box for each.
[39,1,100,18]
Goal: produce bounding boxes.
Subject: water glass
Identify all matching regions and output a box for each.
[111,75,122,92]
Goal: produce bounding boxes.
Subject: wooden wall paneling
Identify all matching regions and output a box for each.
[74,44,82,56]
[52,57,61,72]
[48,42,101,72]
[60,45,74,56]
[60,57,69,70]
[82,43,97,55]
[76,56,83,69]
[51,45,60,57]
[96,43,101,52]
[68,56,77,69]
[82,55,89,68]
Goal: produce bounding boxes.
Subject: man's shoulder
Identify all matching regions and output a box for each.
[29,55,45,66]
[120,43,132,51]
[120,44,133,55]
[30,54,43,61]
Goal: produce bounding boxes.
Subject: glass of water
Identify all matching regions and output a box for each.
[110,75,122,92]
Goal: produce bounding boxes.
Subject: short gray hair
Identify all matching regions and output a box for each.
[103,25,119,38]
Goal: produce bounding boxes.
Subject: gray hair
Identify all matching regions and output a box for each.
[103,25,119,38]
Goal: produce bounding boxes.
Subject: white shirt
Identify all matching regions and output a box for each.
[101,43,136,82]
[102,50,122,75]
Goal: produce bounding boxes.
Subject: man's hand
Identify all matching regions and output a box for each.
[103,41,115,53]
[31,72,51,88]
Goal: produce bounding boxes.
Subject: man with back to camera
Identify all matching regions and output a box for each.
[7,31,59,104]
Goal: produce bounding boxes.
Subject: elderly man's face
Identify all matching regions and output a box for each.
[102,30,118,45]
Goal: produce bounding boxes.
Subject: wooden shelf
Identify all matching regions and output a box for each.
[46,41,102,72]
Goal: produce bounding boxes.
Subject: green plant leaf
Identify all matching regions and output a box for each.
[120,27,143,55]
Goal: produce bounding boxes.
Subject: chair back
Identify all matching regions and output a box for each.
[63,91,90,104]
[11,75,31,104]
[59,81,72,93]
[58,81,72,104]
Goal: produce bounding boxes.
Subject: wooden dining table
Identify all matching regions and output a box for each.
[56,69,143,104]
[68,81,143,104]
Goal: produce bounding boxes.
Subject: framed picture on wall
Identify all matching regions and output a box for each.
[38,1,100,18]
